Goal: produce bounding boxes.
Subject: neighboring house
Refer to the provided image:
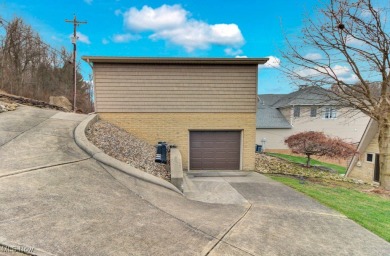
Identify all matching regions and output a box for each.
[83,56,268,171]
[256,86,370,153]
[346,119,380,184]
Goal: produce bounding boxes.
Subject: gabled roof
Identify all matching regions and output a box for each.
[256,105,292,129]
[260,86,339,108]
[257,86,341,129]
[258,94,286,106]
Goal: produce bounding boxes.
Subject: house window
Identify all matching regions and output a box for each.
[294,106,300,117]
[366,153,374,163]
[310,107,317,117]
[323,107,337,119]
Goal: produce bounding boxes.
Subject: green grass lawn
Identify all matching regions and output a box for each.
[269,175,390,242]
[266,152,347,174]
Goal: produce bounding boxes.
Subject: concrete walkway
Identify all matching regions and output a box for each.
[0,106,389,255]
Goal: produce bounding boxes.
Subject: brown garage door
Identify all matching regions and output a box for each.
[190,131,241,170]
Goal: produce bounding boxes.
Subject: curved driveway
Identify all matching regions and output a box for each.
[0,106,389,256]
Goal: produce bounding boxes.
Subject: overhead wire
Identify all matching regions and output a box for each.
[0,17,71,62]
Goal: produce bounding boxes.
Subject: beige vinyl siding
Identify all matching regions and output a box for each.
[94,63,258,113]
[346,120,379,182]
[257,107,370,149]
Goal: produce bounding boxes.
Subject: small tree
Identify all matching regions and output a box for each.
[284,131,356,167]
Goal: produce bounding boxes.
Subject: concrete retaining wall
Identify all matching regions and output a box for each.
[170,148,183,191]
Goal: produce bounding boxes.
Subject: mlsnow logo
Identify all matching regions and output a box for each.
[0,245,35,253]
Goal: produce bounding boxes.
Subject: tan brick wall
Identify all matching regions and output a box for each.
[99,112,256,171]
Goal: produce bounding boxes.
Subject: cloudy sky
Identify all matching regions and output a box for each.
[1,0,326,94]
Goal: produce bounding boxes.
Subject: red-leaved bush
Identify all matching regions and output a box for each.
[284,131,356,167]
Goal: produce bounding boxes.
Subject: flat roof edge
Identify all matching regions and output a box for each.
[82,56,269,65]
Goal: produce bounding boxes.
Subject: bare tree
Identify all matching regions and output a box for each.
[0,17,93,113]
[281,0,390,189]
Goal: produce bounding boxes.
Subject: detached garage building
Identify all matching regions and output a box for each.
[82,57,268,171]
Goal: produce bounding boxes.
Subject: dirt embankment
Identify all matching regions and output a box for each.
[0,92,69,111]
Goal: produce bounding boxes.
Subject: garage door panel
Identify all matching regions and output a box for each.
[191,161,203,169]
[202,142,216,148]
[214,142,228,148]
[214,152,227,158]
[190,142,203,148]
[190,131,241,170]
[190,151,203,158]
[214,152,239,159]
[214,151,239,158]
[214,161,236,170]
[201,149,215,155]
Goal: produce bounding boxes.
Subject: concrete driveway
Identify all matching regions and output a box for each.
[0,106,389,256]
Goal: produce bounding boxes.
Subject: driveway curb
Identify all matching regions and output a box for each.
[74,114,182,195]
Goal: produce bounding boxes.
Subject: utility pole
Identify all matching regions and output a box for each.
[65,15,87,112]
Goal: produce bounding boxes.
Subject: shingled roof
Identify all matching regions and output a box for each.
[257,86,338,129]
[256,105,292,129]
[271,86,337,108]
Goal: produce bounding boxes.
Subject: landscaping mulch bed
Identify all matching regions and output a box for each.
[255,153,344,179]
[256,153,389,198]
[86,121,170,181]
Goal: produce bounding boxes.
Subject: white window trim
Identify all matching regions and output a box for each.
[366,152,374,163]
[322,106,337,119]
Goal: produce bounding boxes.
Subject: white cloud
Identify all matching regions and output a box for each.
[77,32,91,44]
[303,53,322,60]
[332,65,350,76]
[69,32,90,44]
[124,4,187,31]
[51,35,63,42]
[84,0,92,5]
[208,24,243,45]
[121,4,244,52]
[297,64,358,84]
[361,8,379,17]
[102,38,109,45]
[341,74,359,83]
[296,68,317,78]
[260,56,281,69]
[149,21,210,50]
[346,35,366,47]
[149,21,243,51]
[235,55,248,58]
[112,33,140,43]
[224,48,243,56]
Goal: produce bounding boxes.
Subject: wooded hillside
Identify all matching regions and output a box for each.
[0,17,93,113]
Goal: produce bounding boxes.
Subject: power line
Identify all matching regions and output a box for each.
[0,17,69,60]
